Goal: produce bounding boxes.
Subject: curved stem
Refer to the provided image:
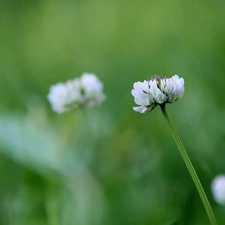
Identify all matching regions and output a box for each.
[160,104,217,225]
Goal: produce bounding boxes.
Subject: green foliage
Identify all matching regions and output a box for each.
[0,0,225,224]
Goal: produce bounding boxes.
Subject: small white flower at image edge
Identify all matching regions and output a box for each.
[211,175,225,204]
[131,74,185,114]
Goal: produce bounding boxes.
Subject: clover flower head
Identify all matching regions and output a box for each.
[47,73,106,113]
[211,175,225,205]
[79,73,106,107]
[131,74,184,113]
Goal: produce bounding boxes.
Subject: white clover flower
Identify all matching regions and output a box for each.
[47,73,106,113]
[211,175,225,204]
[79,73,106,107]
[131,74,184,113]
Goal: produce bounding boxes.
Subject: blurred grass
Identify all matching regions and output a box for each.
[0,0,225,224]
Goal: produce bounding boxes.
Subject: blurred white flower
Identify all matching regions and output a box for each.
[211,175,225,204]
[80,73,106,107]
[47,73,106,113]
[131,74,184,113]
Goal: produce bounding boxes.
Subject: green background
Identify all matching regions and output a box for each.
[0,0,225,224]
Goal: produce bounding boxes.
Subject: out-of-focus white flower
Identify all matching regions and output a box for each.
[131,74,184,113]
[211,175,225,204]
[79,73,106,107]
[47,73,106,113]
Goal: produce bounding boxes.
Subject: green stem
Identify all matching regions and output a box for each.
[160,104,217,225]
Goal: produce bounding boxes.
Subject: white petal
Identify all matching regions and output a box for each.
[165,75,185,103]
[133,97,146,105]
[133,106,150,114]
[133,80,149,93]
[164,79,174,95]
[160,79,167,92]
[81,73,103,94]
[131,80,154,106]
[176,85,185,99]
[79,73,105,105]
[149,80,166,104]
[172,74,179,81]
[47,83,71,113]
[133,103,157,113]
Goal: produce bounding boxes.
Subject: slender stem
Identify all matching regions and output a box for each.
[160,104,217,225]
